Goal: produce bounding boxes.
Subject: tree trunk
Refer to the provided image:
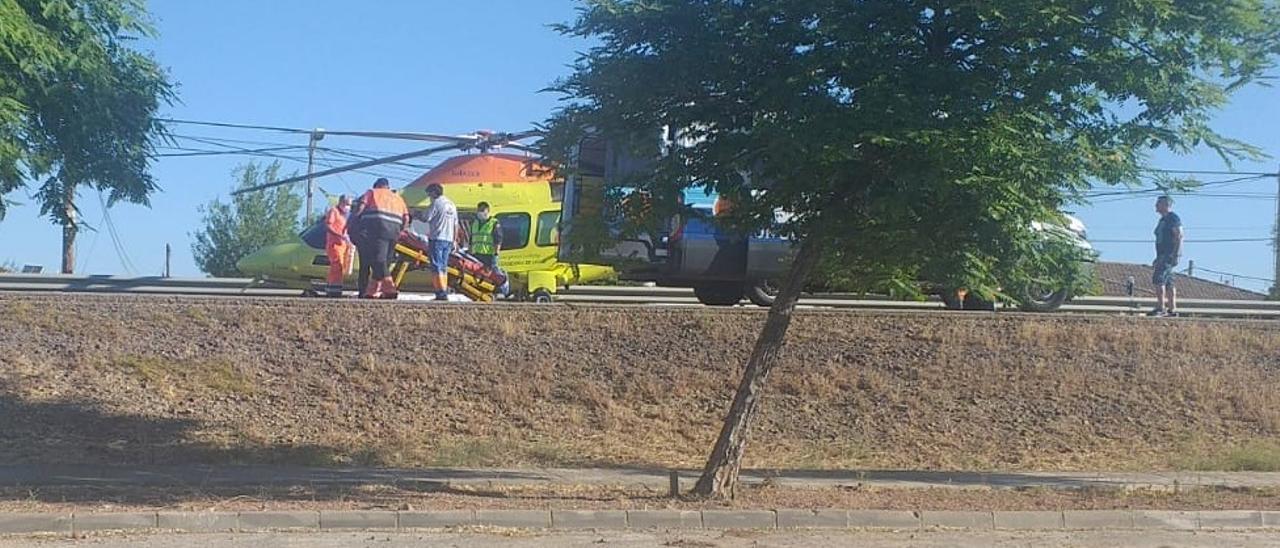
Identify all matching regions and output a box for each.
[61,187,76,274]
[691,234,823,499]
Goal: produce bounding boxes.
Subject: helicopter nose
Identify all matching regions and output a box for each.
[235,248,273,275]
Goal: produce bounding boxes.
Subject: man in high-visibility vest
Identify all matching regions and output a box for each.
[323,195,353,298]
[468,201,503,269]
[353,178,409,299]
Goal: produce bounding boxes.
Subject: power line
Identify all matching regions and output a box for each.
[166,135,430,179]
[96,192,139,275]
[1088,225,1271,231]
[1142,168,1280,177]
[319,147,435,171]
[1091,237,1272,243]
[162,118,313,134]
[1090,192,1276,204]
[168,134,436,170]
[170,136,408,182]
[1083,175,1272,198]
[156,145,306,158]
[316,149,357,196]
[76,207,106,273]
[1193,265,1275,283]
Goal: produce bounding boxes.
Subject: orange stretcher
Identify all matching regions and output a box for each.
[389,233,508,302]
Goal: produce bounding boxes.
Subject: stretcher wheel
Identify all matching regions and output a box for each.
[532,289,554,303]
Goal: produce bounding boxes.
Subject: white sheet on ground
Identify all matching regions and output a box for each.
[396,293,474,302]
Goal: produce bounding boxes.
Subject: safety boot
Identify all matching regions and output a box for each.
[379,277,399,300]
[364,278,384,299]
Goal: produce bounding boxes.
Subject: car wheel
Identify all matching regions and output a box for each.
[694,283,744,306]
[532,288,554,304]
[745,278,779,307]
[1017,286,1069,312]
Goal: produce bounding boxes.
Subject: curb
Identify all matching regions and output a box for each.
[1,510,1278,536]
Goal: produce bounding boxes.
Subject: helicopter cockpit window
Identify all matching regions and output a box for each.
[536,211,560,247]
[298,218,327,250]
[496,212,530,250]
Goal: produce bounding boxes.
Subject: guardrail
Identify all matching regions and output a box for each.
[0,273,296,297]
[1,273,1276,318]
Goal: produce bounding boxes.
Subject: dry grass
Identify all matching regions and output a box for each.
[114,355,257,397]
[5,483,1280,513]
[3,294,1280,472]
[1177,441,1280,472]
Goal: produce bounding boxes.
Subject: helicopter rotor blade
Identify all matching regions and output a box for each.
[231,142,464,195]
[501,129,542,142]
[500,142,537,153]
[164,119,481,144]
[315,130,477,143]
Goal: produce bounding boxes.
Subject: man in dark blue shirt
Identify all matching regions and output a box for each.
[1149,195,1183,317]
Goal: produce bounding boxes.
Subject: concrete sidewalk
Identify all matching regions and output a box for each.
[2,464,1278,491]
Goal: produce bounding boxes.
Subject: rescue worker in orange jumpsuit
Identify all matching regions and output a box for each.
[353,178,409,299]
[323,195,353,297]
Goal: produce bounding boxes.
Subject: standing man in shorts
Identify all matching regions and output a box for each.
[1149,195,1183,317]
[422,183,458,301]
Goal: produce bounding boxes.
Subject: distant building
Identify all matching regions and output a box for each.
[1094,262,1266,301]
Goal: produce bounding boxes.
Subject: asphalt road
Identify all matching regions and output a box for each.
[3,530,1279,547]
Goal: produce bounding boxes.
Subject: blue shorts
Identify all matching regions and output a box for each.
[428,239,452,274]
[1152,257,1176,288]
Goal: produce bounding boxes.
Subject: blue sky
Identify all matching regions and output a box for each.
[2,0,1277,293]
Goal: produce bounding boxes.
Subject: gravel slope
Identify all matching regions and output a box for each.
[2,294,1278,471]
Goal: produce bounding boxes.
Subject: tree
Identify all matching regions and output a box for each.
[542,0,1280,499]
[0,0,175,273]
[192,162,304,277]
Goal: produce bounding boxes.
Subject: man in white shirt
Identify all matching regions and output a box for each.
[421,183,458,300]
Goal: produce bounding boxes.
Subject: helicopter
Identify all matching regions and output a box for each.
[233,130,616,300]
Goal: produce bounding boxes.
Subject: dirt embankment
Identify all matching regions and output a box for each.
[2,294,1278,471]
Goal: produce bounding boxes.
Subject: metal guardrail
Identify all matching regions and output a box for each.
[1,273,1277,318]
[0,273,297,297]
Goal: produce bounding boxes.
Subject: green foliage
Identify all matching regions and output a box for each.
[191,162,303,277]
[0,0,175,223]
[542,0,1280,299]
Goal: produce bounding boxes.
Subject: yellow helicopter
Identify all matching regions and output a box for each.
[233,130,615,300]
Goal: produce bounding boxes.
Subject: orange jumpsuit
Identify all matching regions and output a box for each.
[324,206,351,287]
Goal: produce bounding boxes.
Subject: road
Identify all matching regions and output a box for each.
[3,530,1279,547]
[2,275,1278,318]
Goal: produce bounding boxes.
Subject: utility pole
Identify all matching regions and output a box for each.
[306,129,325,223]
[1187,260,1194,278]
[1273,164,1280,298]
[164,244,171,278]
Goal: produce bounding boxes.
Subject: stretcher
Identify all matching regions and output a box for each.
[389,232,508,302]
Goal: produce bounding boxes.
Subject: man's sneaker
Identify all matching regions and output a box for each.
[1165,310,1179,318]
[1146,308,1167,317]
